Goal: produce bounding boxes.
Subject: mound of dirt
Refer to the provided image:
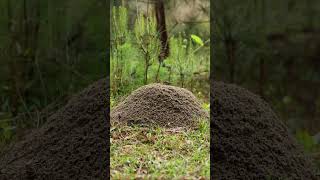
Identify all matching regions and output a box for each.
[0,78,109,179]
[211,81,318,179]
[111,83,208,128]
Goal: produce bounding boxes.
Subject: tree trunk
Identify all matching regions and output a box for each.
[155,0,169,61]
[7,0,19,116]
[259,58,265,98]
[225,39,236,83]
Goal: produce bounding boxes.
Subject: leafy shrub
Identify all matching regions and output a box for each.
[111,6,210,100]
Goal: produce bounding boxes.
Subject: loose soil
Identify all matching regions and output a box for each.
[0,78,109,179]
[111,83,209,128]
[211,81,319,179]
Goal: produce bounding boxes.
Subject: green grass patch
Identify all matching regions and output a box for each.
[110,119,210,179]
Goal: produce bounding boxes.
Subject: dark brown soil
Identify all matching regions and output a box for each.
[0,78,109,179]
[211,81,319,179]
[111,83,208,128]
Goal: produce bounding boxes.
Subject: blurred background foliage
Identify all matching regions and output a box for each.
[0,0,107,147]
[110,0,210,104]
[212,0,320,165]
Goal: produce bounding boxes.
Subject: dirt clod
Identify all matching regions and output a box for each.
[211,81,319,179]
[111,83,208,128]
[0,78,109,179]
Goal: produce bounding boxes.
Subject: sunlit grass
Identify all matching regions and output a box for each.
[110,118,210,179]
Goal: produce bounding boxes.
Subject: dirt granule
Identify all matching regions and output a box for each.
[111,83,208,128]
[0,78,109,179]
[211,81,319,179]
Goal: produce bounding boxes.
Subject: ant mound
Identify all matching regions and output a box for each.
[0,78,109,179]
[111,84,208,128]
[211,81,318,179]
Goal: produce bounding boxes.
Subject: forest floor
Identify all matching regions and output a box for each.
[110,119,210,179]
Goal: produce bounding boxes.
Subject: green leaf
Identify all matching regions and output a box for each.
[295,130,316,152]
[191,34,204,46]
